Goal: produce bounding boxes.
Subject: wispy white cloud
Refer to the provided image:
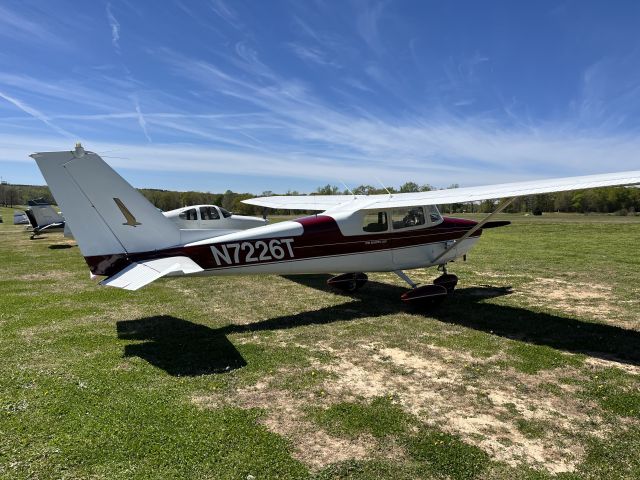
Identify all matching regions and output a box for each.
[132,96,151,142]
[458,53,490,82]
[575,54,640,130]
[0,72,137,114]
[1,24,639,192]
[292,15,321,43]
[209,0,242,29]
[233,42,278,81]
[291,14,348,54]
[342,77,374,93]
[127,49,640,185]
[287,43,340,67]
[106,2,120,51]
[0,91,75,139]
[0,4,71,50]
[355,0,385,54]
[3,122,640,191]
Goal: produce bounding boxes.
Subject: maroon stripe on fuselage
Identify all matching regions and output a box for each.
[84,215,480,276]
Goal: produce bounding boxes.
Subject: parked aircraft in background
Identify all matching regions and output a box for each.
[24,200,65,239]
[13,210,30,225]
[163,205,266,233]
[31,144,640,305]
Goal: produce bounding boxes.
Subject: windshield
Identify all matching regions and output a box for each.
[426,205,442,224]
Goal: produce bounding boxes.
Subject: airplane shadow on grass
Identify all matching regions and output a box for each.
[117,274,640,376]
[116,316,248,376]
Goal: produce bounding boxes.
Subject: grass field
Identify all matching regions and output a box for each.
[1,207,640,479]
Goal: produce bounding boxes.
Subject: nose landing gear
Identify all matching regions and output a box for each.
[396,265,458,306]
[433,264,458,294]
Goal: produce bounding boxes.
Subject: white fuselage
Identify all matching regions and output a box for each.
[163,208,482,278]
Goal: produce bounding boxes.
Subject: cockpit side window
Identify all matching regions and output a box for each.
[391,206,425,230]
[199,206,220,220]
[178,208,197,221]
[362,211,388,233]
[220,208,233,218]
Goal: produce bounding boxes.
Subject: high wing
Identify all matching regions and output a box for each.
[242,194,367,211]
[242,170,640,211]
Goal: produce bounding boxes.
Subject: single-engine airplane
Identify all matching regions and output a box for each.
[31,144,640,304]
[13,210,30,225]
[24,200,66,239]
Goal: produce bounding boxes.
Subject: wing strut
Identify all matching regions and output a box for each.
[432,196,516,264]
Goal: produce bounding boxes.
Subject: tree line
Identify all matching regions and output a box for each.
[1,181,639,216]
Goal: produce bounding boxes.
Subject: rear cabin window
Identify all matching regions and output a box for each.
[391,207,426,230]
[220,208,233,218]
[362,211,388,233]
[178,208,197,221]
[199,206,220,220]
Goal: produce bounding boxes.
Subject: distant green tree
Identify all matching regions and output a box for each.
[232,193,257,215]
[399,182,420,193]
[553,191,573,212]
[315,184,340,195]
[479,199,496,213]
[221,189,236,211]
[353,184,377,195]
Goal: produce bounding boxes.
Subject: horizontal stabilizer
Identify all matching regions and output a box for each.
[100,256,203,291]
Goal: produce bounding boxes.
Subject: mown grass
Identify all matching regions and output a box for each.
[1,207,640,479]
[308,396,412,438]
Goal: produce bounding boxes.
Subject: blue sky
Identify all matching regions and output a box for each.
[1,0,639,193]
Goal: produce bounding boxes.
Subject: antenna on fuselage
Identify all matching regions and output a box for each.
[375,177,393,198]
[340,180,356,198]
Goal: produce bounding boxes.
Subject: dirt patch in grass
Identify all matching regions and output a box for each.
[518,278,625,321]
[194,340,606,473]
[193,378,375,469]
[584,357,640,376]
[321,344,594,473]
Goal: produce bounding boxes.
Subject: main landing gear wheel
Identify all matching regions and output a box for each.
[327,272,368,292]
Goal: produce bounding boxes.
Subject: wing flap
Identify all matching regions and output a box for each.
[100,256,203,291]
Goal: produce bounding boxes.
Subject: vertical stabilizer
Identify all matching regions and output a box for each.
[31,145,181,256]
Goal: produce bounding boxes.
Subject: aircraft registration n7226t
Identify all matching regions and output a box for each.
[31,144,640,305]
